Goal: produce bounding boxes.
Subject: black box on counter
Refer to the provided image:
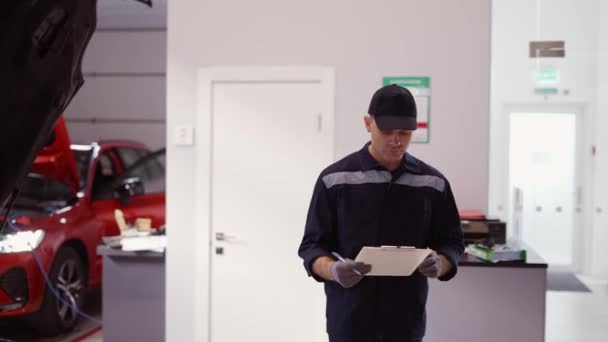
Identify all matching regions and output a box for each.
[461,219,507,245]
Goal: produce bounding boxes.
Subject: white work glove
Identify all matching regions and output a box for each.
[330,259,372,288]
[418,251,442,278]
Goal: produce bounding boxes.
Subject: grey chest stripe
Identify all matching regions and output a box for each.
[322,170,391,189]
[395,173,445,192]
[322,170,445,192]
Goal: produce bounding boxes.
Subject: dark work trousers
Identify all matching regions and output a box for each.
[329,337,423,342]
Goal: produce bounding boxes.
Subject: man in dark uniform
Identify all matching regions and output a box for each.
[298,84,464,342]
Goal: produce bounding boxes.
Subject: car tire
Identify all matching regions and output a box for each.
[31,246,87,336]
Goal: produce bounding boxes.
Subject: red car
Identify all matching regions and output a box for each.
[0,117,165,335]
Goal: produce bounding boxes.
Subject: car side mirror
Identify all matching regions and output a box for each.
[114,177,144,205]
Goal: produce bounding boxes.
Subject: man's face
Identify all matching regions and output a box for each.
[364,115,413,165]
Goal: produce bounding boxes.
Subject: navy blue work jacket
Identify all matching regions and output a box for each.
[298,143,464,342]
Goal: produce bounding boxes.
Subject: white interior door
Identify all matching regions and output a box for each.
[207,71,332,342]
[508,112,580,269]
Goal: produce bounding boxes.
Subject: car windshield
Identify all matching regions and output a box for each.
[13,174,76,212]
[72,147,93,191]
[119,149,166,195]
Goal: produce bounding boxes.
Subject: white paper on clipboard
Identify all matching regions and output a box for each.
[354,246,432,276]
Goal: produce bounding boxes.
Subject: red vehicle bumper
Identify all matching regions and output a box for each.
[0,252,48,317]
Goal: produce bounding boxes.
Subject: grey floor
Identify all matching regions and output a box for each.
[547,271,591,292]
[546,275,608,342]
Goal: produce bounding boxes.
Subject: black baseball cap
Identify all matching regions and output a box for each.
[368,84,417,131]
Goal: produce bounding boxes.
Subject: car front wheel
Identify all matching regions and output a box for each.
[32,246,87,336]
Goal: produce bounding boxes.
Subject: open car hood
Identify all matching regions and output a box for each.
[31,116,80,192]
[0,0,97,206]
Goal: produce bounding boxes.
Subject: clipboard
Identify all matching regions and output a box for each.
[354,246,432,276]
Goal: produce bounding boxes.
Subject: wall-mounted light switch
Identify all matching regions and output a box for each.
[175,125,194,146]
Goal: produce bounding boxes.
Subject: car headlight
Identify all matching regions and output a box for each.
[0,230,45,253]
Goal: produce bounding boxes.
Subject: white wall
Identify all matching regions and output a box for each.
[64,0,167,150]
[591,0,608,277]
[167,0,491,340]
[489,0,606,276]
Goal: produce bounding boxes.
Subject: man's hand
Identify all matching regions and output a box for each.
[418,251,442,278]
[330,259,372,288]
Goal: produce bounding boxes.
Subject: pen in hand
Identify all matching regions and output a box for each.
[331,251,362,275]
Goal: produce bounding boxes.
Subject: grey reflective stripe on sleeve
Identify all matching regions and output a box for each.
[322,170,391,189]
[395,173,445,192]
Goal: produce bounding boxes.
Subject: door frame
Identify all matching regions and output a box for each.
[193,66,335,342]
[489,102,591,273]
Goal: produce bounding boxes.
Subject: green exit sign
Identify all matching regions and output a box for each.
[535,69,559,85]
